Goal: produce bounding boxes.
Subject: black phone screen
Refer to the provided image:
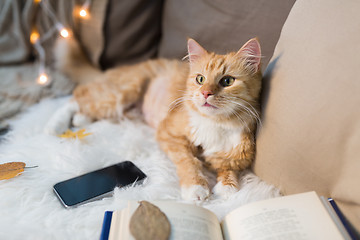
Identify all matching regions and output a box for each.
[53,161,146,208]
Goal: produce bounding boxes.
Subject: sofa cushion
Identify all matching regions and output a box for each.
[99,0,163,69]
[158,0,295,70]
[254,0,360,229]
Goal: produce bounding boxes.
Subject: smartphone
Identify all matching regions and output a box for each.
[53,161,147,208]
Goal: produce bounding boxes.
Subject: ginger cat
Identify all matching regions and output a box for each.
[46,37,262,201]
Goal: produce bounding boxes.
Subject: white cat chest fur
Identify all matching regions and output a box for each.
[189,111,243,156]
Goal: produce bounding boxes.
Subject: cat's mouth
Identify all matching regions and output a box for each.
[202,102,217,109]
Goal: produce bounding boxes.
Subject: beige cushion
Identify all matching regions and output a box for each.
[158,0,295,70]
[254,0,360,230]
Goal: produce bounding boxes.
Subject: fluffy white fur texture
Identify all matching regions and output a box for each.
[0,97,280,240]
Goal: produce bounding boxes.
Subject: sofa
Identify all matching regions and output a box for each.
[255,0,360,231]
[1,0,359,238]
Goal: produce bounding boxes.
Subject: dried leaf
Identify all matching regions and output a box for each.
[129,201,171,240]
[0,162,26,180]
[58,129,92,139]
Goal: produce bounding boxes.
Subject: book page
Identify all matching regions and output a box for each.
[151,201,223,240]
[111,201,224,240]
[221,192,345,240]
[108,207,132,240]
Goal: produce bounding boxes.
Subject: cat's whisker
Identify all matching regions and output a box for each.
[168,97,186,113]
[224,105,251,132]
[181,54,190,61]
[237,99,262,127]
[168,95,193,113]
[220,102,244,122]
[221,97,261,127]
[225,97,260,120]
[177,89,188,93]
[236,102,257,119]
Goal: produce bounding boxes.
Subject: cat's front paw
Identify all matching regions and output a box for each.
[44,120,68,135]
[212,181,238,199]
[181,185,210,202]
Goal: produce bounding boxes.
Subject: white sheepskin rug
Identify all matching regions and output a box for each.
[0,96,280,240]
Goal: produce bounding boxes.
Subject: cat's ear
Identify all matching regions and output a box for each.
[236,38,262,73]
[187,38,207,64]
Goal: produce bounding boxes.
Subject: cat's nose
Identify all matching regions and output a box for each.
[202,91,213,99]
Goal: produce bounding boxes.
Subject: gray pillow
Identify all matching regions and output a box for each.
[99,0,163,69]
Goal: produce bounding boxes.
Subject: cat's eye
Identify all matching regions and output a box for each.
[219,76,235,87]
[196,75,205,85]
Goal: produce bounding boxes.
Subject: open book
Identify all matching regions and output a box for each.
[100,191,352,240]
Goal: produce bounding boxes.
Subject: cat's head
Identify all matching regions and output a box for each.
[185,38,262,125]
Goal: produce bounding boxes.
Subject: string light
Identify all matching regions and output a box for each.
[59,28,70,38]
[78,0,91,19]
[79,9,87,17]
[55,23,71,38]
[30,30,40,44]
[30,0,92,86]
[37,72,50,85]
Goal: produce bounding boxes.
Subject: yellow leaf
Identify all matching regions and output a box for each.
[58,129,74,138]
[58,129,92,139]
[76,129,92,139]
[0,162,26,180]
